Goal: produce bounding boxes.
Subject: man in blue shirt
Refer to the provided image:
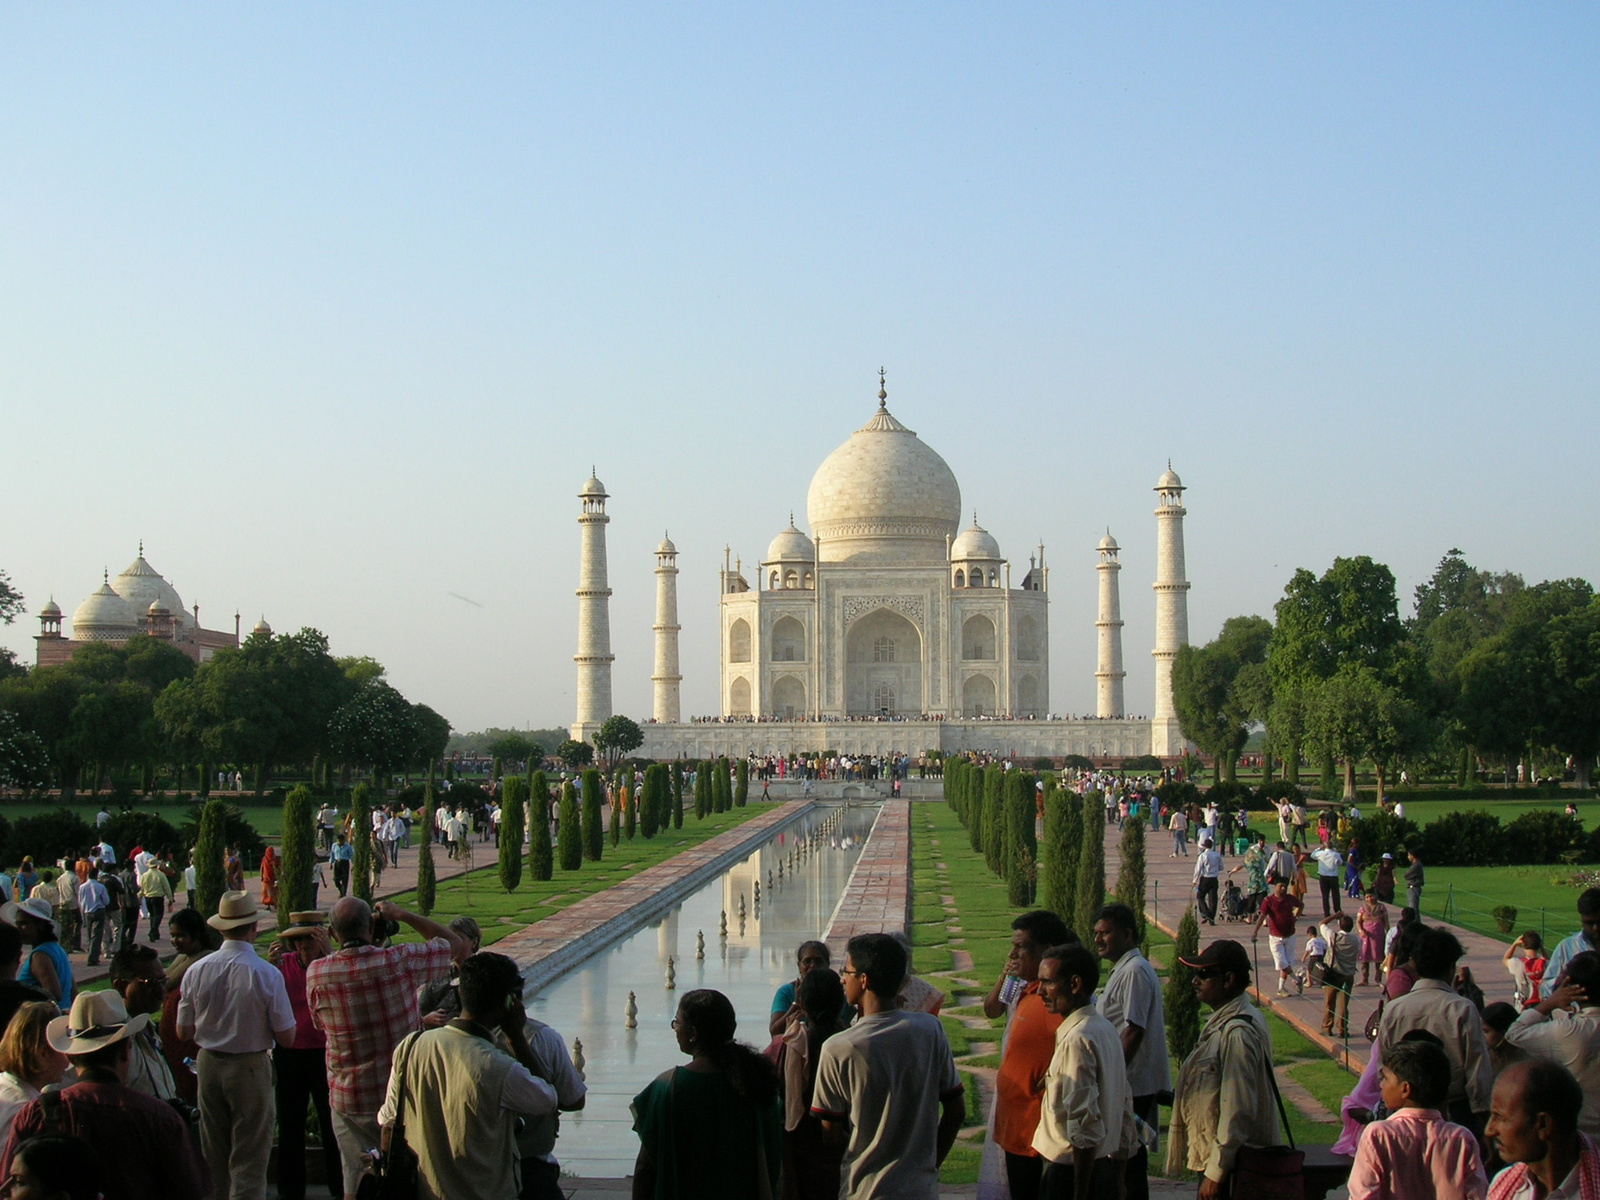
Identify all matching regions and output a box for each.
[1545,887,1600,984]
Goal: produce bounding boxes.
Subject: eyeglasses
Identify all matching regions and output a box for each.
[1191,968,1226,981]
[670,1018,683,1029]
[839,967,860,978]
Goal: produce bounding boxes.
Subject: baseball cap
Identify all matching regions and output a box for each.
[1177,939,1252,979]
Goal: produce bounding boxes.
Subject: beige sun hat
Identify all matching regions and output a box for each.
[1,897,59,936]
[208,890,263,931]
[47,990,150,1056]
[283,910,327,939]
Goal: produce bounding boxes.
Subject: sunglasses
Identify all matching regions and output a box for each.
[1190,967,1228,981]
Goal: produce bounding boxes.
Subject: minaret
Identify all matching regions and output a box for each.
[572,469,614,743]
[1151,463,1190,756]
[1095,531,1125,718]
[652,532,682,724]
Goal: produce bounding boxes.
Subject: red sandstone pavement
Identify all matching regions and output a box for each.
[1108,818,1524,1071]
[825,799,913,951]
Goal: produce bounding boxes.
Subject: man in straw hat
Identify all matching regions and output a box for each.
[0,989,209,1200]
[175,889,296,1200]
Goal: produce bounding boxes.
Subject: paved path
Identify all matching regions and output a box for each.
[825,798,913,951]
[1110,818,1522,1070]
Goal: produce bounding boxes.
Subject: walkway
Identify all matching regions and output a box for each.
[824,799,913,951]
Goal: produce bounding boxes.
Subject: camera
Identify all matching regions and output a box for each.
[372,916,401,943]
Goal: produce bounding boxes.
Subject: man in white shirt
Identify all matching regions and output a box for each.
[381,812,405,867]
[1033,942,1134,1199]
[1310,844,1345,919]
[812,933,965,1199]
[176,890,297,1200]
[1192,840,1225,926]
[1093,903,1170,1200]
[77,866,112,967]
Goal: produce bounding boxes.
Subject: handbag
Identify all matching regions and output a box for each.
[356,1032,421,1200]
[1228,1023,1305,1200]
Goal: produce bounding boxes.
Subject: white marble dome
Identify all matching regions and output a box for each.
[765,518,815,563]
[579,473,608,498]
[1157,467,1183,490]
[39,598,61,617]
[952,516,1001,561]
[806,400,961,564]
[72,577,140,641]
[112,554,191,629]
[1099,532,1119,552]
[656,534,678,555]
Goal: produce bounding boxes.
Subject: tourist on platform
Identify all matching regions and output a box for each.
[1504,950,1600,1138]
[77,866,110,967]
[769,940,832,1037]
[307,896,470,1200]
[1377,927,1494,1135]
[1167,940,1279,1200]
[1484,1059,1600,1200]
[107,945,176,1100]
[1406,849,1426,913]
[812,933,965,1200]
[781,967,849,1200]
[0,924,49,1031]
[1228,834,1269,907]
[1033,942,1135,1200]
[380,952,561,1200]
[331,831,353,897]
[1,898,71,1012]
[2,990,209,1200]
[1252,875,1305,996]
[1544,888,1600,984]
[1504,932,1549,1007]
[3,1134,101,1200]
[1373,852,1398,904]
[52,866,80,954]
[1482,1003,1530,1076]
[159,907,216,1104]
[1311,842,1345,918]
[0,1001,67,1145]
[982,911,1072,1200]
[1323,914,1361,1038]
[1266,841,1297,888]
[115,858,142,950]
[268,911,340,1200]
[1347,1039,1489,1200]
[1359,893,1390,986]
[137,857,172,941]
[1169,807,1189,857]
[417,916,484,1027]
[1093,902,1170,1200]
[633,987,780,1200]
[1193,839,1224,926]
[176,890,296,1200]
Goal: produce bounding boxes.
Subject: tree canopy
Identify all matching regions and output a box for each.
[1171,615,1271,782]
[593,715,643,768]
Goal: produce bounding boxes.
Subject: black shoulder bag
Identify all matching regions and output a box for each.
[357,1032,421,1200]
[1226,1018,1304,1200]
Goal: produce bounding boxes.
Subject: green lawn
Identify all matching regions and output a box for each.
[1420,865,1587,945]
[3,798,288,838]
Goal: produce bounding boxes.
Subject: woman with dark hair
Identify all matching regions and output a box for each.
[632,988,782,1200]
[781,969,848,1200]
[5,1135,101,1200]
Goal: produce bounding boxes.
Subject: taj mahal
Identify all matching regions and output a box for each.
[571,376,1193,762]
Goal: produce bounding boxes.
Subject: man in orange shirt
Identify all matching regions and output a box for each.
[982,909,1074,1200]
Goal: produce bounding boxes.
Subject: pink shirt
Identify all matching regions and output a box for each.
[1348,1108,1488,1200]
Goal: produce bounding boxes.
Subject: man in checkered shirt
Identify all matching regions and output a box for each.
[307,897,471,1200]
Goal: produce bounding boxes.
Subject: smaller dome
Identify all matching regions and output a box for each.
[579,471,608,498]
[765,517,815,563]
[39,598,61,617]
[72,577,139,640]
[1098,532,1119,552]
[951,515,1001,561]
[252,616,272,636]
[148,600,169,615]
[1156,466,1183,490]
[656,533,678,555]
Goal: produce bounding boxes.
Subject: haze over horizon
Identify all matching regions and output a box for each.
[4,7,1596,735]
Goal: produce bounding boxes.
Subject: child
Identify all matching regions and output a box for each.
[1347,1040,1488,1200]
[1302,923,1329,988]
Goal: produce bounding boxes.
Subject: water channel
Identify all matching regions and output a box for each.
[526,801,882,1177]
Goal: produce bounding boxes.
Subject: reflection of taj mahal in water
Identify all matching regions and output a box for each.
[571,375,1192,761]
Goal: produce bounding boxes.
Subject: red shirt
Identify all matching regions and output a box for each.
[306,939,453,1114]
[993,983,1064,1156]
[278,950,327,1051]
[1259,893,1299,938]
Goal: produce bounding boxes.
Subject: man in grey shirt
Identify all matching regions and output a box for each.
[1093,903,1170,1200]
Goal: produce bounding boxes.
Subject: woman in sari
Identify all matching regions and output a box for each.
[259,846,279,909]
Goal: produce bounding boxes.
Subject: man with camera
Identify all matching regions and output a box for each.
[307,896,471,1200]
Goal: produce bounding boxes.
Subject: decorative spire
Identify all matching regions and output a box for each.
[103,568,108,583]
[138,538,143,557]
[789,510,796,527]
[877,367,887,406]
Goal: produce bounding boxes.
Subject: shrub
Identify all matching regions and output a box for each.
[1156,781,1201,813]
[279,786,316,928]
[1349,810,1420,863]
[581,770,603,861]
[177,803,265,867]
[623,783,636,840]
[1503,811,1585,866]
[6,809,94,869]
[1033,757,1054,772]
[1420,811,1505,867]
[1062,754,1094,771]
[1074,794,1106,942]
[557,781,582,871]
[968,767,987,855]
[1493,905,1518,934]
[1166,905,1202,1064]
[1115,817,1148,944]
[1205,781,1253,812]
[735,759,748,807]
[1255,781,1306,812]
[193,799,229,918]
[671,762,684,828]
[609,790,620,848]
[499,776,526,892]
[102,812,184,861]
[1004,772,1036,905]
[1122,755,1163,772]
[528,772,553,882]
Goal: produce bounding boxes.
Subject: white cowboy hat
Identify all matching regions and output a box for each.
[1,897,59,936]
[47,990,150,1056]
[208,890,263,931]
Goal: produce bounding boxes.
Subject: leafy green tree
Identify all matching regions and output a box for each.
[499,776,526,892]
[2,666,89,799]
[1004,771,1036,905]
[409,705,452,775]
[1543,598,1600,786]
[0,570,22,627]
[1040,784,1079,916]
[329,681,417,783]
[557,781,582,870]
[0,712,50,792]
[1073,795,1106,940]
[671,762,684,828]
[417,786,437,914]
[486,732,536,766]
[194,799,229,918]
[581,769,603,860]
[350,783,374,903]
[1305,664,1426,799]
[593,715,644,770]
[1172,616,1272,783]
[529,772,554,881]
[1165,904,1202,1064]
[735,759,749,806]
[279,785,316,930]
[557,739,594,769]
[1114,817,1147,944]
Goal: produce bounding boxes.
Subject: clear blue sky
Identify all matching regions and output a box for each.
[3,6,1596,733]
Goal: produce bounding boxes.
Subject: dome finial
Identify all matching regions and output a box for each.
[877,367,887,406]
[103,567,108,584]
[138,538,143,557]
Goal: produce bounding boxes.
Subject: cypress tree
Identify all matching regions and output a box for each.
[624,783,636,840]
[557,781,582,871]
[968,767,986,854]
[639,768,657,839]
[609,789,621,847]
[528,772,554,881]
[194,798,228,918]
[672,762,684,828]
[350,783,374,903]
[1040,784,1077,916]
[581,769,603,860]
[716,757,731,813]
[1074,793,1106,940]
[199,760,211,798]
[695,763,710,820]
[279,785,315,930]
[417,785,437,915]
[1114,815,1148,944]
[1004,772,1037,906]
[492,756,503,787]
[735,759,748,807]
[943,759,962,822]
[983,769,1005,874]
[1166,904,1203,1064]
[499,776,526,893]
